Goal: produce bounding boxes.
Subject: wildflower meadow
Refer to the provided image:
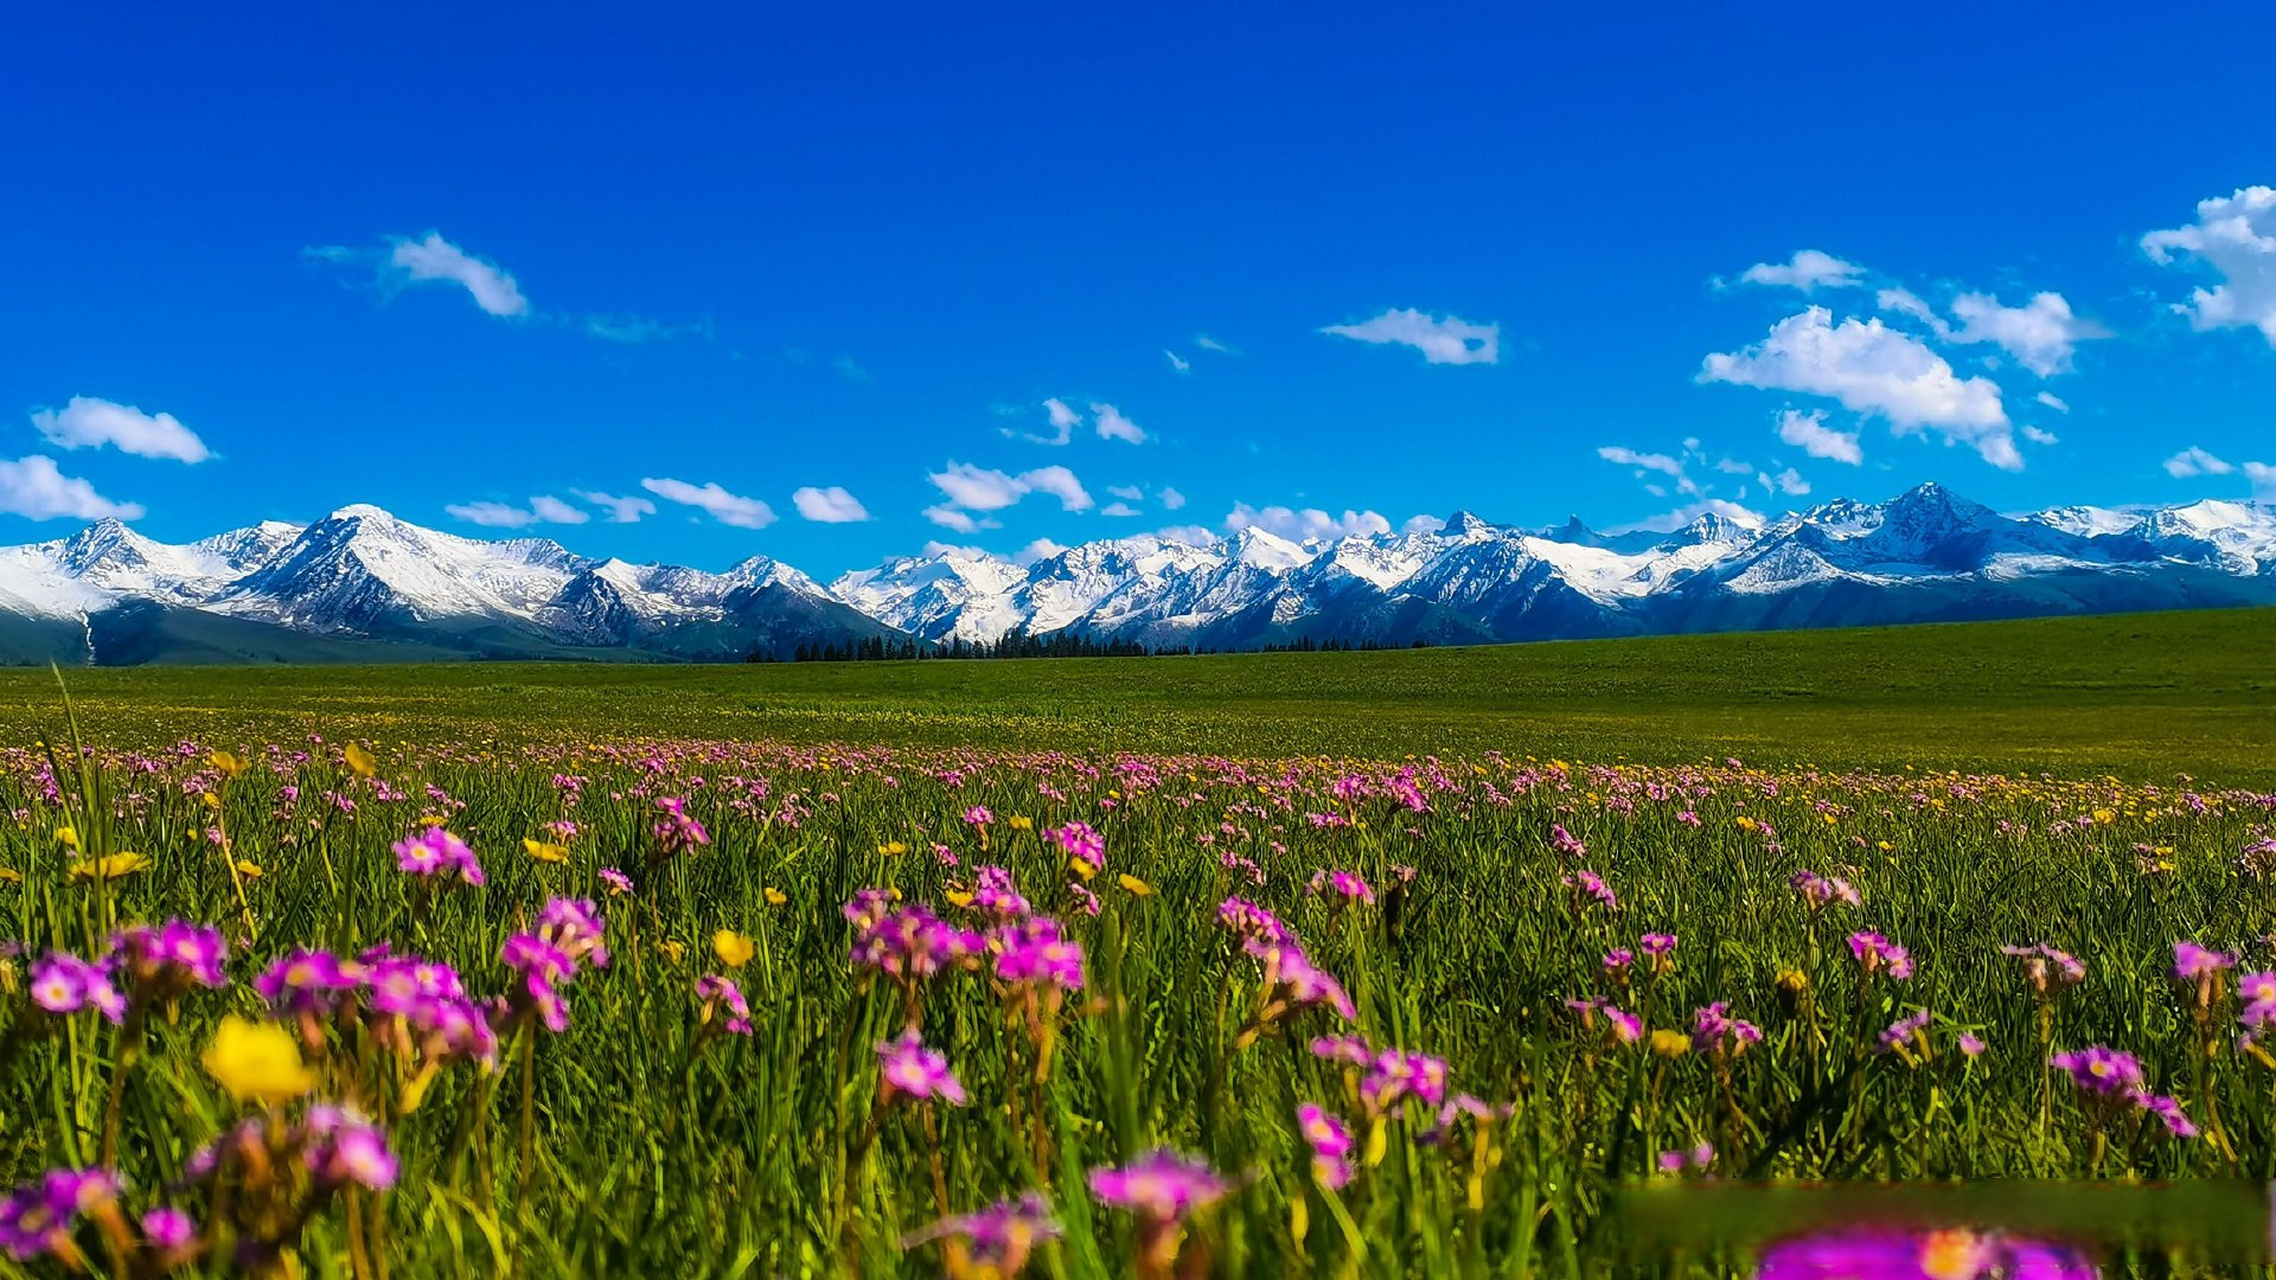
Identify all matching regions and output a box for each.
[5,689,2276,1275]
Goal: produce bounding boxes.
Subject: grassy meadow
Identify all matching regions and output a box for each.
[2,608,2275,1276]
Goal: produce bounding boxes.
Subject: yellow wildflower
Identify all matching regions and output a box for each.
[1650,1030,1690,1058]
[54,826,78,850]
[208,750,248,779]
[235,860,264,879]
[712,929,755,969]
[878,841,909,856]
[659,940,687,963]
[522,838,570,864]
[343,741,378,778]
[1117,873,1154,898]
[764,887,787,906]
[203,1016,315,1103]
[70,853,150,882]
[1007,815,1033,831]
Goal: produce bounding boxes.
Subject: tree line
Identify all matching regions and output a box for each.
[754,633,1432,663]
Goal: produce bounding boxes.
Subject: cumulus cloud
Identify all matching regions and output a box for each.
[2035,391,2070,413]
[1775,407,1864,465]
[1701,307,2019,470]
[1223,502,1392,541]
[1107,485,1145,501]
[1403,514,1448,535]
[2022,426,2060,446]
[1943,291,2106,377]
[2142,185,2276,345]
[1158,486,1187,511]
[444,495,590,529]
[2164,447,2234,478]
[924,462,1092,527]
[1320,308,1499,365]
[1101,502,1141,517]
[1156,523,1218,546]
[1739,249,1866,293]
[2247,461,2276,500]
[575,490,655,523]
[1014,538,1068,565]
[0,456,143,521]
[30,396,211,463]
[640,477,778,529]
[1091,402,1148,444]
[791,485,871,523]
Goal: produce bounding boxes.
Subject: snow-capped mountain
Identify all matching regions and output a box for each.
[0,485,2269,665]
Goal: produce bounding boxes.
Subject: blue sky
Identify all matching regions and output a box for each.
[6,3,2276,574]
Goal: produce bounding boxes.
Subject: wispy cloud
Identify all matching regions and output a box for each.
[307,231,531,317]
[1321,308,1499,365]
[0,456,142,521]
[1737,249,1865,293]
[640,477,779,529]
[574,490,656,523]
[1091,402,1147,444]
[1775,407,1864,465]
[792,485,872,523]
[1195,334,1235,355]
[1164,350,1191,373]
[30,396,211,463]
[443,494,590,528]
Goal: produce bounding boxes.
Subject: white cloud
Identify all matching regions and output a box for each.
[831,355,870,382]
[1403,514,1448,535]
[1158,486,1187,511]
[921,540,993,559]
[792,485,871,523]
[1014,538,1068,565]
[1019,465,1093,511]
[1100,502,1141,517]
[575,490,655,523]
[1165,350,1191,373]
[1943,291,2106,377]
[2247,461,2276,500]
[528,495,589,525]
[582,314,706,344]
[1760,467,1811,496]
[922,505,988,534]
[1223,502,1392,541]
[445,501,541,528]
[1775,407,1864,466]
[0,456,143,521]
[1739,249,1866,293]
[928,463,1033,511]
[1091,402,1148,444]
[1596,446,1685,478]
[1876,287,1940,327]
[2142,186,2276,345]
[30,396,211,463]
[447,494,591,528]
[386,232,529,317]
[1012,398,1081,446]
[924,462,1091,522]
[1604,498,1766,536]
[2022,426,2060,446]
[1713,457,1754,475]
[1702,307,2018,470]
[1107,485,1145,501]
[2164,446,2234,478]
[640,477,778,529]
[1321,308,1499,365]
[2035,391,2070,413]
[1195,334,1234,354]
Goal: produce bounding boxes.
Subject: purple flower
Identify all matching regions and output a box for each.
[141,1206,195,1252]
[1088,1150,1231,1224]
[1848,932,1914,981]
[2137,1092,2200,1138]
[876,1030,968,1106]
[1068,882,1101,916]
[1306,868,1376,905]
[1789,871,1860,910]
[111,920,228,992]
[1639,933,1677,957]
[1877,1008,1934,1055]
[993,916,1086,991]
[1549,824,1586,858]
[902,1192,1061,1273]
[0,1167,120,1261]
[1957,1032,1987,1058]
[2172,940,2236,982]
[1602,948,1635,973]
[1050,821,1104,867]
[2000,943,2085,996]
[26,951,125,1024]
[1310,1034,1372,1065]
[1359,1048,1449,1118]
[970,864,1032,919]
[695,974,753,1035]
[2051,1046,2145,1097]
[597,866,634,896]
[1656,1142,1714,1174]
[1244,939,1356,1022]
[1296,1102,1354,1188]
[1216,897,1294,947]
[392,826,485,887]
[853,902,986,981]
[1564,870,1617,911]
[255,948,361,1014]
[1757,1228,2097,1279]
[305,1114,400,1190]
[1691,1002,1763,1055]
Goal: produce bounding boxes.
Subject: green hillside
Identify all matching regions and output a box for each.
[1,605,2270,782]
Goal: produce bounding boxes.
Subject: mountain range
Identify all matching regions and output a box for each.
[0,484,2270,665]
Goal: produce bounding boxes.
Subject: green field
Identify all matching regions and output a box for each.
[6,606,2272,782]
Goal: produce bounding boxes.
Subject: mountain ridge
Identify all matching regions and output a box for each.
[0,485,2270,664]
